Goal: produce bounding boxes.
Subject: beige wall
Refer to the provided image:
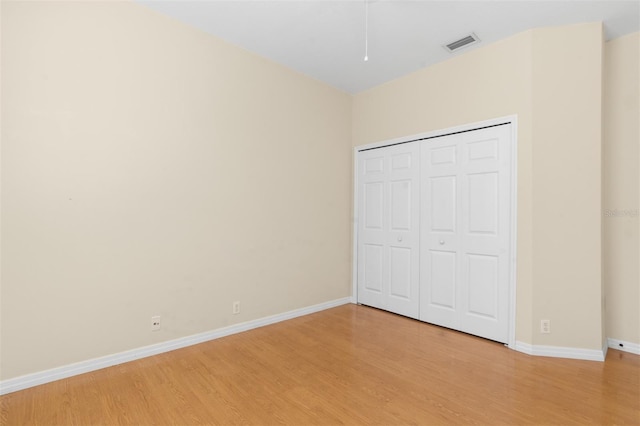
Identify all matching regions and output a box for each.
[1,0,636,382]
[530,24,604,349]
[353,23,605,350]
[1,1,352,380]
[603,32,640,345]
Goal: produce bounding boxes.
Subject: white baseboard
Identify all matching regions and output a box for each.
[607,338,640,355]
[514,341,606,361]
[0,297,352,396]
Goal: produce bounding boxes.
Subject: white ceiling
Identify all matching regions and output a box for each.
[137,1,640,93]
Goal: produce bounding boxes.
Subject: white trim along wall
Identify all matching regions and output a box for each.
[0,298,352,396]
[607,338,640,355]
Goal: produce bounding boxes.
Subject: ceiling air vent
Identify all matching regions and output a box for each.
[444,33,480,53]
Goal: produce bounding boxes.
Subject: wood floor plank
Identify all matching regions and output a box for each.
[1,304,639,425]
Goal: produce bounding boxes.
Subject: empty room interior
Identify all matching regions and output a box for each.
[1,0,639,424]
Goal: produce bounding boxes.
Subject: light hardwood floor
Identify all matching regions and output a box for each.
[1,304,639,425]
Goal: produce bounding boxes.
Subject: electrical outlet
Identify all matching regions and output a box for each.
[540,319,550,334]
[232,301,240,315]
[151,315,161,331]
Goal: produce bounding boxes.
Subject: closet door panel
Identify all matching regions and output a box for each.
[357,143,420,319]
[357,152,387,309]
[420,124,512,344]
[459,125,511,343]
[420,134,461,329]
[385,144,420,318]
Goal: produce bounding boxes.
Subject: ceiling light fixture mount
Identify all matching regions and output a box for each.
[364,0,369,61]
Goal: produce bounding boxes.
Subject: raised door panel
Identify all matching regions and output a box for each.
[467,172,498,236]
[389,247,412,299]
[429,250,457,309]
[430,176,457,233]
[390,180,412,231]
[363,244,384,293]
[364,182,384,230]
[465,253,499,319]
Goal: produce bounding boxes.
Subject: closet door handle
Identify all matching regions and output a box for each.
[397,236,403,242]
[439,240,445,245]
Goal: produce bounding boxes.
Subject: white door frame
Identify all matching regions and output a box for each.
[352,115,518,349]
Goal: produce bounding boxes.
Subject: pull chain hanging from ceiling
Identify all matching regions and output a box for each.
[364,0,369,61]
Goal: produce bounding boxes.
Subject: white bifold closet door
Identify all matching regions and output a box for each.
[420,125,512,343]
[357,143,420,319]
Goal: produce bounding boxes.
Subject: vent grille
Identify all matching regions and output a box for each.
[444,33,480,52]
